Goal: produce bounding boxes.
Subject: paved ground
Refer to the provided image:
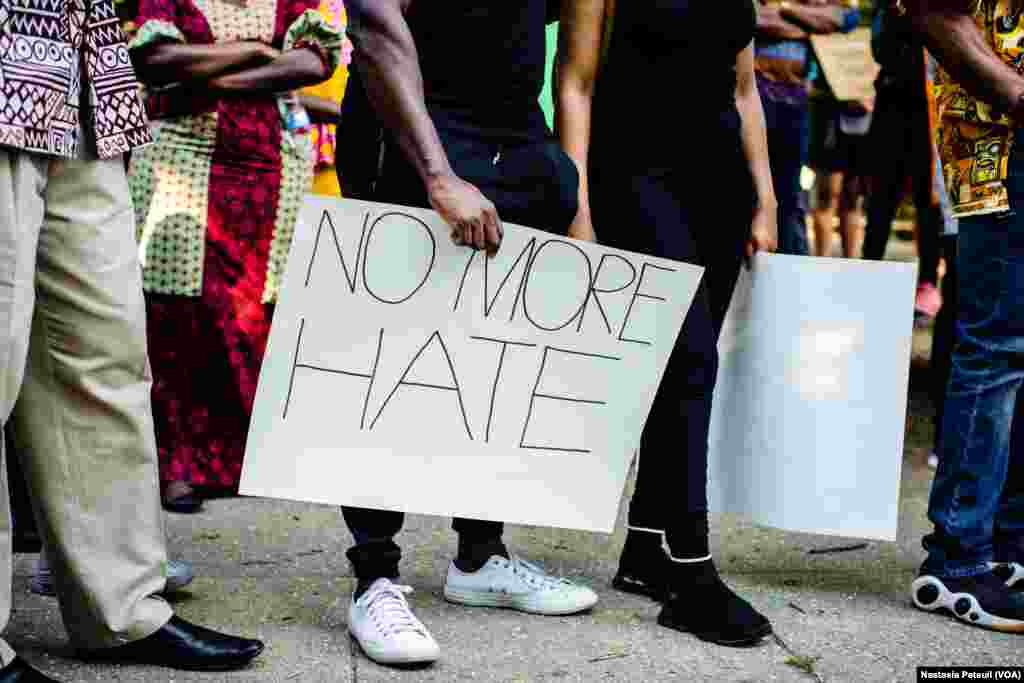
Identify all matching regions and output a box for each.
[7,236,1021,682]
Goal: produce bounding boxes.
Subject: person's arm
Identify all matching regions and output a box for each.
[735,41,779,262]
[207,48,330,94]
[906,0,1024,115]
[347,0,502,254]
[756,4,809,40]
[779,1,853,34]
[300,93,342,124]
[555,0,605,243]
[133,41,279,86]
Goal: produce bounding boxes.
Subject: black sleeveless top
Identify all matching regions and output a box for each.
[592,0,757,166]
[405,0,549,139]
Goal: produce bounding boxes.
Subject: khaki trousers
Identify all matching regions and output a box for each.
[0,150,172,661]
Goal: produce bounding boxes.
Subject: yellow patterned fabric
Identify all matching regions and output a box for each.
[129,19,185,48]
[299,0,350,197]
[934,1,1024,217]
[132,115,217,297]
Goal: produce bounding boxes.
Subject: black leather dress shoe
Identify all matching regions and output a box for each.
[0,657,60,682]
[80,616,264,671]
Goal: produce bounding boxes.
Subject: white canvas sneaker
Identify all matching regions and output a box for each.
[348,579,440,665]
[444,555,599,616]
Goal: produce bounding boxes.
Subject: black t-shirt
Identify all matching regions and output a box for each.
[406,0,549,139]
[591,0,756,165]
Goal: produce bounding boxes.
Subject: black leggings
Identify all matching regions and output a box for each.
[341,125,580,581]
[862,91,940,284]
[590,168,750,558]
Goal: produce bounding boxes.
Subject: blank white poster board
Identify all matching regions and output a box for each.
[707,254,916,541]
[240,197,703,533]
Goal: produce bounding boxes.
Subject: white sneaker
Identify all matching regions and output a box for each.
[348,579,440,666]
[444,555,599,616]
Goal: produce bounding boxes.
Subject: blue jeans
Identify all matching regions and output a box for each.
[923,142,1024,578]
[758,76,810,256]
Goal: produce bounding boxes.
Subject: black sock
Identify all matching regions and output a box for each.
[454,535,509,573]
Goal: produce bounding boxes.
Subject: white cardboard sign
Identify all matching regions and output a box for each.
[707,254,916,541]
[240,196,703,533]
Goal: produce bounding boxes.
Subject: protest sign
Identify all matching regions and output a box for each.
[707,254,916,541]
[810,27,881,103]
[240,197,703,533]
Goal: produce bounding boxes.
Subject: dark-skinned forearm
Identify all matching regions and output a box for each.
[912,10,1024,113]
[134,41,272,86]
[208,49,329,95]
[757,6,809,39]
[347,0,453,181]
[299,94,342,124]
[780,4,844,33]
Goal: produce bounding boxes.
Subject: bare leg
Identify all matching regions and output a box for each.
[812,172,843,257]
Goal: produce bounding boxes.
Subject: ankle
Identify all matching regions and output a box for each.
[623,527,665,551]
[663,512,711,562]
[454,537,509,573]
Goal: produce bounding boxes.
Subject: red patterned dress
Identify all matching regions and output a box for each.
[128,0,342,493]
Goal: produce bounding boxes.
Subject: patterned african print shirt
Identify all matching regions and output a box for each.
[933,0,1024,217]
[0,0,151,158]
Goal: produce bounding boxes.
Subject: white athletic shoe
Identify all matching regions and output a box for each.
[911,571,1024,633]
[444,555,599,616]
[30,555,195,597]
[992,562,1024,589]
[349,579,440,666]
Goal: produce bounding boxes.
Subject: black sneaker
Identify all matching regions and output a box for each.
[611,529,666,600]
[912,571,1024,633]
[657,560,772,647]
[990,562,1024,590]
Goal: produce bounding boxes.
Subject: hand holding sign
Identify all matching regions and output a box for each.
[426,173,504,256]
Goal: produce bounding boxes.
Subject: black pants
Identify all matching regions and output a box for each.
[340,124,580,580]
[862,90,940,284]
[590,167,750,558]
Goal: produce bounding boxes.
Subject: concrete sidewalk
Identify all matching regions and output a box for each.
[6,332,1020,682]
